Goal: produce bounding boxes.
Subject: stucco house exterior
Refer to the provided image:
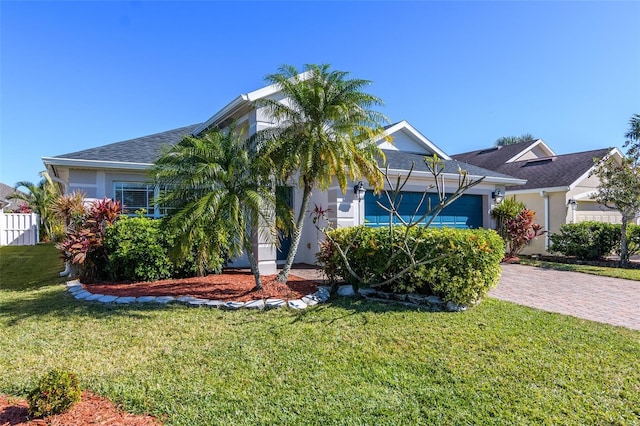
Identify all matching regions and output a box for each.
[42,76,525,273]
[453,139,626,254]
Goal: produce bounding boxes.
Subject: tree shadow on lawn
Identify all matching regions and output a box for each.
[283,296,450,326]
[0,287,165,327]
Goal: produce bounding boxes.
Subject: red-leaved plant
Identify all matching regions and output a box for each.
[56,198,121,281]
[504,208,545,261]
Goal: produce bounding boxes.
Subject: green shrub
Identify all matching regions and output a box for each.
[321,226,504,306]
[104,216,225,282]
[549,222,620,260]
[627,224,640,257]
[105,216,174,282]
[27,369,82,418]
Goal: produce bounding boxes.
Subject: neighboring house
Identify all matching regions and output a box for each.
[43,77,525,273]
[453,140,626,254]
[0,183,28,212]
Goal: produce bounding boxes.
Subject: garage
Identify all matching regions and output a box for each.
[364,192,483,229]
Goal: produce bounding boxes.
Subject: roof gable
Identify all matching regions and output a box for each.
[452,139,555,170]
[377,121,451,160]
[193,71,314,135]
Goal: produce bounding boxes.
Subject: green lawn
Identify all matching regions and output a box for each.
[519,258,640,281]
[1,245,639,425]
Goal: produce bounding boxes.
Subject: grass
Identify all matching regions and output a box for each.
[1,244,639,425]
[519,258,640,281]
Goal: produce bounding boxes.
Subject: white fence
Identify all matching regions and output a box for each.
[0,212,39,246]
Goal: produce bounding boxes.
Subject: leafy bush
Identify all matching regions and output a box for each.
[321,226,504,306]
[549,222,620,260]
[627,224,640,257]
[27,369,82,418]
[104,216,174,282]
[103,216,226,282]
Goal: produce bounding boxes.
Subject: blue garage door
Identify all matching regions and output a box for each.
[364,192,483,229]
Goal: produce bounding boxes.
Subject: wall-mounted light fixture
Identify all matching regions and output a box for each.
[353,181,366,200]
[568,198,578,211]
[491,189,504,203]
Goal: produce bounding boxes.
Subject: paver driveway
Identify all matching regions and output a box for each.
[490,263,640,330]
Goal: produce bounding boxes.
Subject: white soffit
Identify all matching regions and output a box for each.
[379,121,451,160]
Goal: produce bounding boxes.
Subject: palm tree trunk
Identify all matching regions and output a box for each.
[277,184,313,283]
[245,239,262,290]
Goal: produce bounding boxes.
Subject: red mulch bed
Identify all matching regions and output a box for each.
[83,270,319,302]
[0,391,160,425]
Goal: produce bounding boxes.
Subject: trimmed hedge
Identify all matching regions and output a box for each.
[320,226,504,306]
[549,222,621,260]
[104,216,225,282]
[549,222,640,261]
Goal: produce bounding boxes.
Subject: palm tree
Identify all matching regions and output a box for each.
[152,124,277,289]
[9,171,62,241]
[495,133,536,147]
[623,113,640,163]
[257,64,389,282]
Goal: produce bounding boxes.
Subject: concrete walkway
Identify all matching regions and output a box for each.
[490,264,640,331]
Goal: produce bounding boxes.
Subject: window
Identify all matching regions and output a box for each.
[113,182,171,217]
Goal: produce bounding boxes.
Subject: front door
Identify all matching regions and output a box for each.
[276,186,293,263]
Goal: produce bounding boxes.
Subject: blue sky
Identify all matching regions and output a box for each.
[1,1,639,187]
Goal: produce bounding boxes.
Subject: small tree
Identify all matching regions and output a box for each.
[592,156,640,267]
[592,114,640,267]
[152,125,278,289]
[257,64,389,283]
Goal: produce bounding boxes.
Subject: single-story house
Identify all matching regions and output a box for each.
[0,183,28,212]
[43,76,525,273]
[453,139,627,254]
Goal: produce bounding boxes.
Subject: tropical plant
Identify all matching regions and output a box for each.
[495,133,536,147]
[51,191,87,228]
[56,198,122,282]
[504,208,545,259]
[152,124,277,289]
[257,63,389,283]
[622,113,640,160]
[490,196,526,244]
[9,171,62,241]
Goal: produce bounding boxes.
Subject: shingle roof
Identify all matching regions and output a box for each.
[381,150,520,180]
[495,148,611,190]
[0,183,27,210]
[54,124,202,164]
[452,140,539,170]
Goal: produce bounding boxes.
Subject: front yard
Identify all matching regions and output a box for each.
[1,245,639,425]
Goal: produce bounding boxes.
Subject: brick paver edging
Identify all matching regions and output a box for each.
[64,280,331,310]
